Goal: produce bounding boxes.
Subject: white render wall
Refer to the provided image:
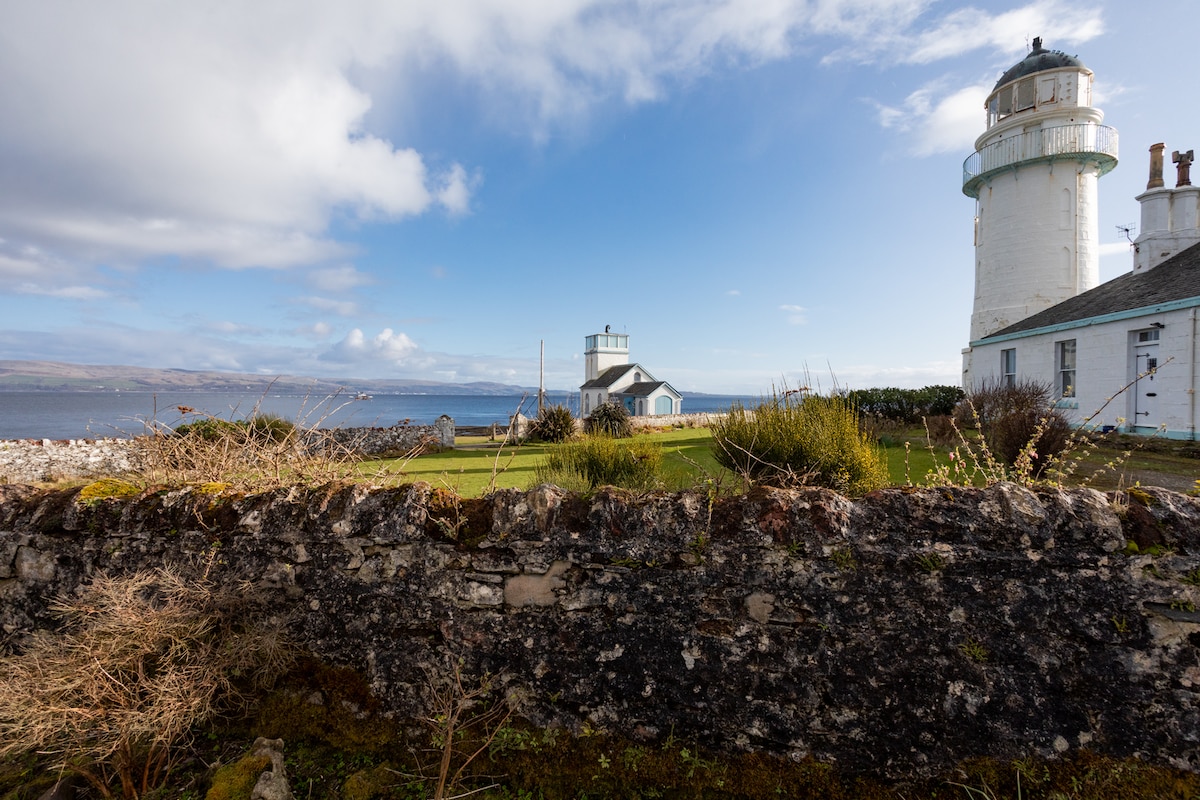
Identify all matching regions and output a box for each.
[969,307,1200,440]
[1135,186,1200,273]
[971,165,1101,342]
[967,64,1109,345]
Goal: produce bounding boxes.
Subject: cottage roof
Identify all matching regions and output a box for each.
[981,241,1200,340]
[616,381,667,397]
[580,364,637,390]
[616,380,683,400]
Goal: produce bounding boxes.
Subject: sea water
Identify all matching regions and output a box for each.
[0,391,753,440]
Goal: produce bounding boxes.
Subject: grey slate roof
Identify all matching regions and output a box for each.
[580,364,637,390]
[982,241,1200,340]
[616,381,667,397]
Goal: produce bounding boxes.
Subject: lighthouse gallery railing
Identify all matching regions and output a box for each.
[962,123,1118,197]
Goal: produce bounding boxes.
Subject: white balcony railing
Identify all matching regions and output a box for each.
[963,123,1118,197]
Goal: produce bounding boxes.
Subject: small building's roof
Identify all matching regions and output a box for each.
[580,364,635,390]
[616,381,667,397]
[980,241,1200,341]
[993,38,1087,91]
[614,380,683,400]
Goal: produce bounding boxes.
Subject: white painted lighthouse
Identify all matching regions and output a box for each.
[583,327,630,382]
[962,38,1118,385]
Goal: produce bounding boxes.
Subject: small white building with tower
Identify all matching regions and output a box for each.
[963,38,1200,440]
[579,328,682,417]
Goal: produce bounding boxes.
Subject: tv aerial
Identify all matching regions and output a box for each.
[1117,223,1136,244]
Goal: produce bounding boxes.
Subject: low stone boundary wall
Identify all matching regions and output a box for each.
[0,438,143,484]
[308,416,455,456]
[630,411,726,429]
[0,418,455,483]
[2,481,1199,780]
[502,411,725,440]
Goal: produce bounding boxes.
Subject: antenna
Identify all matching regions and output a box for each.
[1117,223,1136,244]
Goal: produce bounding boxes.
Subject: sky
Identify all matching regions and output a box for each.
[0,0,1196,395]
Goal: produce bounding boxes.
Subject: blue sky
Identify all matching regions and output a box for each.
[0,0,1195,394]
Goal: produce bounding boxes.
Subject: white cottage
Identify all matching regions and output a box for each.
[961,38,1200,440]
[579,330,682,417]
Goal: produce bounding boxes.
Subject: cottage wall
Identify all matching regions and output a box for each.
[969,308,1199,438]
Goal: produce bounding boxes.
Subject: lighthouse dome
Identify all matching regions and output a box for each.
[993,37,1086,90]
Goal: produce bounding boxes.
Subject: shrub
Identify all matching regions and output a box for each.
[846,385,965,424]
[711,392,888,496]
[139,409,344,490]
[585,400,633,438]
[923,415,958,447]
[0,566,291,799]
[961,379,1071,476]
[526,404,577,444]
[175,413,295,444]
[535,434,662,492]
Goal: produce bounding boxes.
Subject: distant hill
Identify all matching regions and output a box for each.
[0,360,545,396]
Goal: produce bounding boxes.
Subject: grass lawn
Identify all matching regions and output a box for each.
[360,426,1199,499]
[360,427,728,497]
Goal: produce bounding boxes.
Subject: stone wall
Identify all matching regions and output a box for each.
[630,412,726,429]
[0,438,143,483]
[0,419,454,483]
[1,481,1199,780]
[306,416,455,456]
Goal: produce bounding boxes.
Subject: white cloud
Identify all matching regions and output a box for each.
[300,321,334,338]
[780,304,807,325]
[0,3,472,276]
[436,164,476,216]
[204,320,265,335]
[322,327,419,364]
[0,0,1107,282]
[725,289,741,296]
[308,265,375,292]
[823,0,1103,66]
[14,284,111,301]
[299,296,359,317]
[875,80,990,156]
[1099,241,1134,258]
[863,1,1104,157]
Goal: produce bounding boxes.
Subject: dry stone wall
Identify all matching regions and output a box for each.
[1,481,1199,781]
[0,420,453,483]
[0,438,143,483]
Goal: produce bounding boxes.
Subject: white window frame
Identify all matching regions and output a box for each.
[1056,339,1076,398]
[1001,348,1016,388]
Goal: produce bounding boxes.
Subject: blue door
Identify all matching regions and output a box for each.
[655,396,673,415]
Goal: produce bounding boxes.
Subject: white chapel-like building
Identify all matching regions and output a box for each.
[579,329,682,417]
[962,38,1200,440]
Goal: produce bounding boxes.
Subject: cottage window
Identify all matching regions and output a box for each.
[1001,349,1016,388]
[1056,340,1076,398]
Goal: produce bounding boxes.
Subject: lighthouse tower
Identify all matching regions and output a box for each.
[583,327,629,382]
[962,38,1118,384]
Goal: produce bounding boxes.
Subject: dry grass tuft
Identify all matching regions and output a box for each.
[0,564,292,799]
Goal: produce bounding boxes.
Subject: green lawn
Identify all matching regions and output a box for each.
[359,426,1199,498]
[360,428,727,496]
[362,427,927,497]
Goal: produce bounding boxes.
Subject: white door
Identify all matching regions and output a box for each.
[1132,340,1160,431]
